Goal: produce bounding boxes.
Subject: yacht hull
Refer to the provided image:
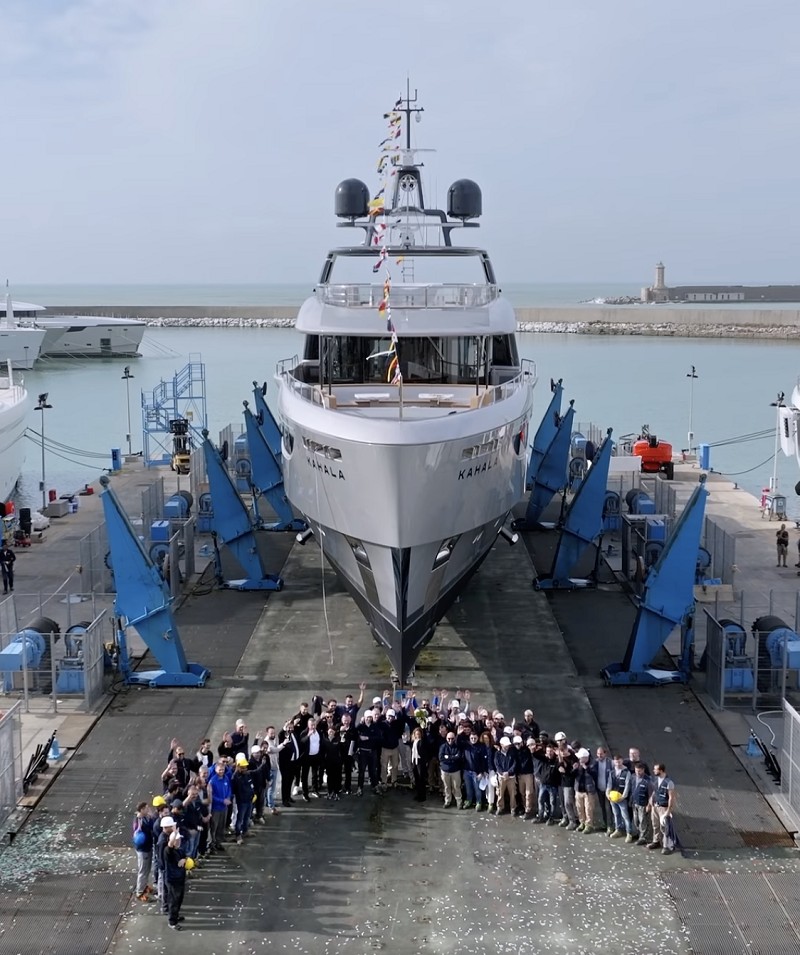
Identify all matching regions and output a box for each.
[278,383,533,680]
[309,517,504,680]
[0,327,47,369]
[0,381,30,502]
[36,318,146,358]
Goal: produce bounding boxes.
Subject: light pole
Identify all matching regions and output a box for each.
[36,392,53,511]
[770,391,785,492]
[121,366,134,456]
[686,365,698,451]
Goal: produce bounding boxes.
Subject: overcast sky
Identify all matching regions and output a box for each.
[2,0,799,285]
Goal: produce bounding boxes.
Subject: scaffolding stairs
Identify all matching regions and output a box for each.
[143,355,208,468]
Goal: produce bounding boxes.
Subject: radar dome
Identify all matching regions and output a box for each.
[335,179,370,219]
[447,179,482,220]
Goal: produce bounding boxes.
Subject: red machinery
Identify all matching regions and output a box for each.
[631,426,674,480]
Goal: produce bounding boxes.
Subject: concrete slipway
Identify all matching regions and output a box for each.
[0,460,798,955]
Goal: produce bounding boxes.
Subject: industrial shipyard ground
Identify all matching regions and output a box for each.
[1,461,800,954]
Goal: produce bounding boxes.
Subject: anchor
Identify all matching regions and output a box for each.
[202,430,284,591]
[603,476,708,686]
[535,428,614,590]
[99,475,210,687]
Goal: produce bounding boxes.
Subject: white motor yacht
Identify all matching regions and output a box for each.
[276,90,536,682]
[0,359,30,502]
[0,288,46,368]
[2,298,145,358]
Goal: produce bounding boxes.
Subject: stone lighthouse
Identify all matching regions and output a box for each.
[642,262,669,303]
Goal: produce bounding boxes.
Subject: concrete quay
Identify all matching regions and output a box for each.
[0,461,800,953]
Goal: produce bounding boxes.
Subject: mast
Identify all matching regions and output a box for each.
[398,77,423,151]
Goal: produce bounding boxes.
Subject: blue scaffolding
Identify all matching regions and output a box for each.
[142,354,208,468]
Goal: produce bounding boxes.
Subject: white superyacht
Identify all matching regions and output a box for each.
[276,91,535,682]
[0,359,30,502]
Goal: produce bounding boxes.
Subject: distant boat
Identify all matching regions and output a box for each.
[2,299,146,358]
[0,359,30,502]
[0,287,46,368]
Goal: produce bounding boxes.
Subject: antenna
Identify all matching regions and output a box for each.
[398,77,423,150]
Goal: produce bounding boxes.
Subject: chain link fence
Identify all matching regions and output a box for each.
[0,700,22,835]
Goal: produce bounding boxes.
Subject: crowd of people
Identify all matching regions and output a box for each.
[130,685,679,929]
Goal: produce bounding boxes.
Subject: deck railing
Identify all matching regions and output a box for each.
[317,284,499,309]
[276,357,536,411]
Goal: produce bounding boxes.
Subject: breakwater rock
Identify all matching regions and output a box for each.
[49,304,800,339]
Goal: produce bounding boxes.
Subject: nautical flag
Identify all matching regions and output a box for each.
[387,354,399,384]
[378,300,387,315]
[368,198,385,217]
[395,256,405,265]
[394,97,402,108]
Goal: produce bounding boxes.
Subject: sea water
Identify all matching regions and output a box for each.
[14,325,800,514]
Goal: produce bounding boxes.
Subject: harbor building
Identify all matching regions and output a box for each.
[641,261,800,303]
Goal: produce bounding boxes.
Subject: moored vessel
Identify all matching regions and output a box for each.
[1,297,145,358]
[0,359,30,502]
[276,88,535,682]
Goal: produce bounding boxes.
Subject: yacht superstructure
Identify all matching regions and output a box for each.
[276,89,535,681]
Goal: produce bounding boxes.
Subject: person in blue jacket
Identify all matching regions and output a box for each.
[231,753,256,844]
[132,801,156,902]
[159,816,189,930]
[492,736,518,815]
[208,760,233,851]
[461,731,490,811]
[438,731,465,807]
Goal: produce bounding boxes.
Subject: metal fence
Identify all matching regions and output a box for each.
[80,523,111,596]
[701,606,800,712]
[780,699,800,830]
[0,602,112,714]
[702,517,736,585]
[0,700,22,834]
[141,477,166,531]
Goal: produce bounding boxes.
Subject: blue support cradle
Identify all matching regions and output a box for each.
[603,476,709,686]
[99,475,209,688]
[202,430,284,591]
[518,401,576,528]
[526,378,563,490]
[243,400,306,532]
[252,380,283,461]
[536,428,614,590]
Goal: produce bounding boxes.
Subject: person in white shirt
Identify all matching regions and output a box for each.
[259,726,286,814]
[300,718,323,799]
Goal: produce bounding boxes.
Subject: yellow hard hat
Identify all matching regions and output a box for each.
[152,795,166,807]
[608,790,622,804]
[184,857,195,871]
